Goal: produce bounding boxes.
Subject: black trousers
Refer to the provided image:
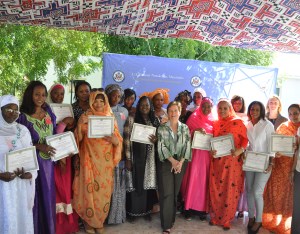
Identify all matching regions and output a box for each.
[292,170,300,234]
[157,160,187,230]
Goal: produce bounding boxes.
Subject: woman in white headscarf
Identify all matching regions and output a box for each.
[0,95,37,234]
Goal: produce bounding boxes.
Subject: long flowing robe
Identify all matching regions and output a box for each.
[17,105,57,234]
[72,91,122,228]
[0,95,37,234]
[47,83,79,234]
[209,115,248,226]
[181,99,214,212]
[263,121,300,234]
[124,116,158,216]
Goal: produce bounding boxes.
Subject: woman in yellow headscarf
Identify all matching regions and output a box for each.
[72,91,122,234]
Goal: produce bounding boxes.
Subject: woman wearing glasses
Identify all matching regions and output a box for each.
[0,95,37,233]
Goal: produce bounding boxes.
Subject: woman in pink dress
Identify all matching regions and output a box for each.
[48,84,79,234]
[181,97,214,221]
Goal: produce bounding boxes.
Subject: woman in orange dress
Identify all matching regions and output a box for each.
[263,104,300,234]
[72,91,122,234]
[209,99,248,230]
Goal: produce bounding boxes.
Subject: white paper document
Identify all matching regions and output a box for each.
[5,146,39,172]
[192,132,212,150]
[210,134,235,158]
[130,123,156,144]
[88,116,114,138]
[46,131,78,161]
[49,103,74,123]
[243,151,269,172]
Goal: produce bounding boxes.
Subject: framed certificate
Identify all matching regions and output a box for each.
[243,151,269,172]
[270,133,295,156]
[5,146,39,172]
[210,134,235,158]
[192,132,213,150]
[46,131,79,161]
[130,123,156,144]
[49,103,74,123]
[88,116,114,138]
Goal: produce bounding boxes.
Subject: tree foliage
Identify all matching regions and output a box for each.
[0,24,103,96]
[0,24,273,96]
[101,35,273,66]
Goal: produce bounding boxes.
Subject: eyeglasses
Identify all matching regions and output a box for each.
[3,108,20,115]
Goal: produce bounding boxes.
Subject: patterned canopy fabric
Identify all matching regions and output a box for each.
[1,0,300,53]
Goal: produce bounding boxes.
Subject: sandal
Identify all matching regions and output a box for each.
[83,221,95,234]
[162,230,170,234]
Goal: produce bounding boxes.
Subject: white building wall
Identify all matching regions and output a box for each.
[43,57,102,104]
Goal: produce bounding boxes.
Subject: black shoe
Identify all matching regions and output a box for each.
[247,217,256,229]
[199,214,206,222]
[248,223,262,234]
[184,211,192,221]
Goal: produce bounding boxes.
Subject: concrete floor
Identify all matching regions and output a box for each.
[78,212,271,234]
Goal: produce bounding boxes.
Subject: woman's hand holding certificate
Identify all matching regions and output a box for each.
[192,131,212,150]
[243,151,269,172]
[210,134,235,158]
[5,146,39,173]
[46,132,78,161]
[271,133,295,156]
[130,123,156,144]
[88,116,114,138]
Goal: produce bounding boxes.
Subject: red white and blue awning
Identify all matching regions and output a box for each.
[1,0,300,53]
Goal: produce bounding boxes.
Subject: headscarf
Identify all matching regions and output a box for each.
[139,88,170,104]
[88,91,113,116]
[0,95,37,209]
[47,83,65,103]
[186,97,214,135]
[217,98,236,119]
[0,95,19,133]
[193,87,206,97]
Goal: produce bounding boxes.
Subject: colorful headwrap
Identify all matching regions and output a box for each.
[47,83,65,103]
[139,88,170,104]
[217,98,236,118]
[89,91,113,116]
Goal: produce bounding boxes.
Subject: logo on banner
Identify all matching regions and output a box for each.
[190,76,201,87]
[113,71,125,83]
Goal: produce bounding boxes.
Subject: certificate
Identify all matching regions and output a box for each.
[270,133,295,156]
[88,116,114,138]
[243,151,269,172]
[46,131,79,161]
[130,123,156,144]
[5,146,39,172]
[192,132,213,150]
[210,134,235,158]
[49,103,74,123]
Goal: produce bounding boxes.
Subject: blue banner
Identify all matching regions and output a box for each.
[102,53,278,106]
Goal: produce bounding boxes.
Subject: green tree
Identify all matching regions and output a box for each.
[0,25,273,96]
[0,24,103,96]
[101,35,273,66]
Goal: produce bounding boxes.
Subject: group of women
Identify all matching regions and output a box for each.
[0,80,299,234]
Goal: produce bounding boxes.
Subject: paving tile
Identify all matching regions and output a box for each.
[77,213,271,234]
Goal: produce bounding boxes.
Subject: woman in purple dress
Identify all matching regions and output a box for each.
[18,81,57,234]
